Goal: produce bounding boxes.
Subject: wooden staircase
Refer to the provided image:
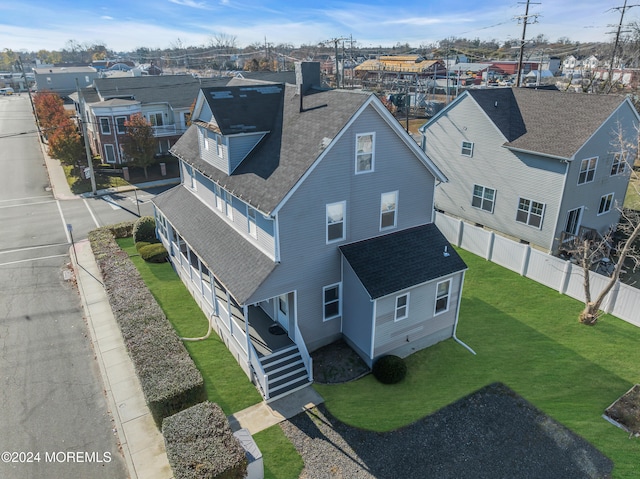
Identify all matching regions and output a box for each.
[259,345,311,402]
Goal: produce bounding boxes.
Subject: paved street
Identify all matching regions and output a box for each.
[0,94,164,478]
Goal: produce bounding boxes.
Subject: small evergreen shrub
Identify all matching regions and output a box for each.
[108,221,135,239]
[133,215,158,244]
[372,355,407,384]
[162,402,247,479]
[138,243,168,263]
[135,241,151,252]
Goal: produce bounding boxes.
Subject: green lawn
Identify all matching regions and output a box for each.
[315,249,640,479]
[117,237,262,414]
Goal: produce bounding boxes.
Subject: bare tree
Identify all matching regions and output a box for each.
[572,124,640,325]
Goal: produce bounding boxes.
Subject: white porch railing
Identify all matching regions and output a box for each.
[249,344,269,398]
[152,124,186,137]
[294,321,313,382]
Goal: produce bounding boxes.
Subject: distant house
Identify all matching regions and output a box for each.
[71,75,230,165]
[420,87,639,255]
[583,55,599,70]
[153,62,467,401]
[33,66,99,98]
[355,55,446,85]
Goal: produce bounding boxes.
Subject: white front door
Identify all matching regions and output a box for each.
[277,294,289,330]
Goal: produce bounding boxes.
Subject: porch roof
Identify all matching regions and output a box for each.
[153,185,277,305]
[339,224,467,300]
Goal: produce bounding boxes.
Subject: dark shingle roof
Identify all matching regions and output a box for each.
[91,75,231,109]
[339,224,467,299]
[467,88,629,159]
[152,185,276,305]
[170,82,371,214]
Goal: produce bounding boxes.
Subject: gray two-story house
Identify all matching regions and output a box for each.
[420,87,640,255]
[153,63,467,401]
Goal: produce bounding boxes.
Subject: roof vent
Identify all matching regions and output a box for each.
[443,246,450,257]
[494,101,498,108]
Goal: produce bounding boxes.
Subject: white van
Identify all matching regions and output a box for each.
[0,87,14,95]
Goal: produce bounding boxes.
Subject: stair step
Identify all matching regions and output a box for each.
[263,358,304,376]
[269,368,308,390]
[269,372,311,397]
[260,345,298,366]
[262,353,302,373]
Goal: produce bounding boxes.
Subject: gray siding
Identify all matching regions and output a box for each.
[179,159,276,258]
[198,127,227,173]
[424,94,565,251]
[341,258,374,360]
[249,104,437,351]
[229,133,265,172]
[554,102,638,250]
[372,273,461,360]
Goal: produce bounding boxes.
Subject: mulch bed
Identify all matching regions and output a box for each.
[604,384,640,436]
[311,339,369,384]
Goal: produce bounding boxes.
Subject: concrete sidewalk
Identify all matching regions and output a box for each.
[71,239,173,479]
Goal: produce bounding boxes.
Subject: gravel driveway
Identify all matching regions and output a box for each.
[280,383,613,479]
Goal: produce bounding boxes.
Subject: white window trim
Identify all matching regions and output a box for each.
[103,144,116,164]
[461,141,474,157]
[323,282,342,321]
[326,201,346,244]
[611,153,626,176]
[598,192,614,216]
[100,117,111,135]
[516,197,546,230]
[434,279,451,316]
[115,116,127,134]
[224,190,233,220]
[355,132,375,174]
[214,184,223,211]
[578,157,598,185]
[394,293,410,321]
[380,191,398,230]
[146,111,164,127]
[247,206,257,238]
[471,184,495,213]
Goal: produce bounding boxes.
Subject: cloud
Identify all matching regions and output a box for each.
[101,16,114,20]
[168,0,211,9]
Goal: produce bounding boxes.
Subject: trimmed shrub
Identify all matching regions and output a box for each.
[133,215,158,244]
[162,402,247,479]
[88,227,206,427]
[135,241,151,252]
[108,221,135,239]
[138,243,168,263]
[372,355,407,384]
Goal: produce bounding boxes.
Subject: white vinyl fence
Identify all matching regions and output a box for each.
[435,212,640,327]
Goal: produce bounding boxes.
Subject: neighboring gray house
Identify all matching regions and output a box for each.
[419,87,640,255]
[33,66,98,97]
[153,63,467,401]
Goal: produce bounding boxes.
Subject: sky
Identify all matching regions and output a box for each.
[0,0,630,53]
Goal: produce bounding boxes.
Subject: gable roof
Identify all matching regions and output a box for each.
[339,224,467,300]
[170,82,372,214]
[152,185,276,305]
[467,88,632,159]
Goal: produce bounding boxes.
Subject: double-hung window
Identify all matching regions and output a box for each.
[578,157,597,185]
[598,193,614,215]
[611,153,626,176]
[223,190,233,219]
[103,144,116,163]
[355,133,374,173]
[461,141,474,157]
[380,191,398,229]
[516,197,545,229]
[116,116,127,134]
[247,207,257,238]
[214,184,223,211]
[471,185,495,212]
[394,293,409,321]
[326,201,346,243]
[323,283,341,321]
[100,118,111,135]
[435,280,451,315]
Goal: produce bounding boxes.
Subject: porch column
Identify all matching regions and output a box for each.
[244,305,251,365]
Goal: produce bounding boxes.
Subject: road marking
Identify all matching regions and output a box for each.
[0,199,55,209]
[0,254,68,267]
[83,198,100,228]
[0,195,51,203]
[0,243,69,255]
[102,195,121,210]
[56,199,71,243]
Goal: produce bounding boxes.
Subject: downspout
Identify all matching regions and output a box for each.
[452,270,476,355]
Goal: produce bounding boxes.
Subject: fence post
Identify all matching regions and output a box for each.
[486,232,495,261]
[559,260,571,294]
[456,219,463,247]
[604,280,620,314]
[520,245,531,276]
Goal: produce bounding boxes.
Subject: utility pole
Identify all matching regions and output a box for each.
[607,0,638,90]
[17,56,38,135]
[325,37,347,88]
[515,0,540,87]
[76,79,97,196]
